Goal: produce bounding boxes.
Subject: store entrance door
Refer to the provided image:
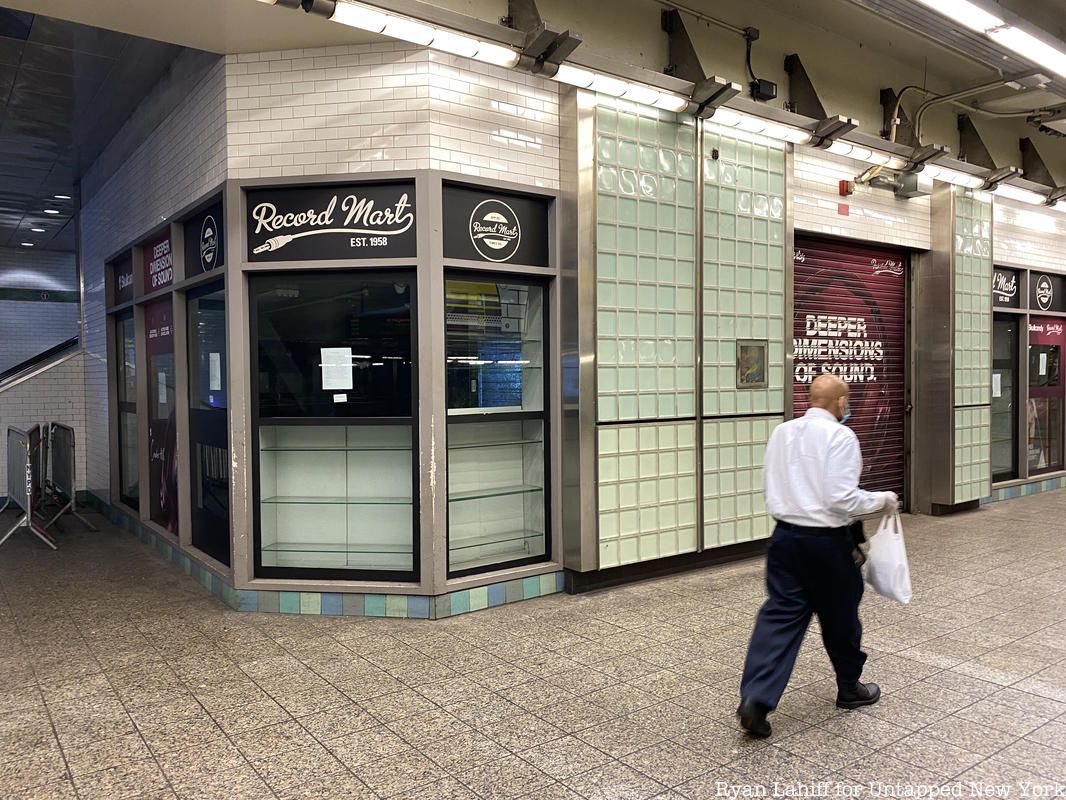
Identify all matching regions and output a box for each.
[793,238,908,501]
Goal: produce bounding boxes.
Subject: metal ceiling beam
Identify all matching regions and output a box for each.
[1019,137,1057,186]
[957,114,997,170]
[662,9,740,116]
[880,88,918,148]
[783,54,826,120]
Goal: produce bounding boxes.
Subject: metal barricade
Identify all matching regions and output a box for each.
[0,425,56,549]
[40,423,96,532]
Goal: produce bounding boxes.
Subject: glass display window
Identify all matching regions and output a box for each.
[251,271,418,580]
[1028,316,1064,475]
[188,283,230,565]
[445,276,550,576]
[254,273,414,418]
[991,314,1018,482]
[116,311,139,509]
[145,298,178,533]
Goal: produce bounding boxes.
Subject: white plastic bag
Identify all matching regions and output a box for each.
[864,511,912,604]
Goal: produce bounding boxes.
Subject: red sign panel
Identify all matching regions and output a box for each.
[143,230,174,292]
[793,238,907,498]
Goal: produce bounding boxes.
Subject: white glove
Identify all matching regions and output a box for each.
[882,491,899,512]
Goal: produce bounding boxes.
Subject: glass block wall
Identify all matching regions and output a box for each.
[595,102,697,422]
[702,123,788,417]
[704,416,779,548]
[954,406,991,504]
[597,422,698,568]
[952,188,993,503]
[954,189,993,408]
[701,123,787,548]
[591,99,788,567]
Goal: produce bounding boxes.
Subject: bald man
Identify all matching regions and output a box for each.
[737,374,898,738]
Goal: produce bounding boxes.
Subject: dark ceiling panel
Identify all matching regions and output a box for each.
[0,12,197,253]
[25,14,129,57]
[0,37,25,66]
[0,9,32,41]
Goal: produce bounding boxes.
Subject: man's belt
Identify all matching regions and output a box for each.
[774,520,851,536]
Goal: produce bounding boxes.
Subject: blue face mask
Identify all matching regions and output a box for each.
[840,405,852,425]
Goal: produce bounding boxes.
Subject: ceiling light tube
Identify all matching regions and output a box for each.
[910,0,1004,33]
[985,26,1066,80]
[922,165,986,189]
[707,108,813,145]
[995,183,1049,205]
[329,1,386,30]
[326,2,519,67]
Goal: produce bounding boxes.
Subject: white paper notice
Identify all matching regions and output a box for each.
[1040,353,1048,376]
[320,347,354,390]
[333,393,348,403]
[992,373,1001,398]
[209,353,222,391]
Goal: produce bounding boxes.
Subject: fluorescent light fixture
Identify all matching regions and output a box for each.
[986,26,1066,80]
[20,242,33,247]
[553,63,690,114]
[327,2,519,68]
[921,165,986,189]
[553,64,596,89]
[44,209,60,215]
[825,139,908,170]
[31,228,45,233]
[910,1,1066,81]
[707,107,812,144]
[330,1,387,31]
[53,194,71,200]
[995,183,1049,205]
[910,0,1004,33]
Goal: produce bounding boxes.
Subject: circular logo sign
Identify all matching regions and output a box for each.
[200,215,218,271]
[1035,274,1054,311]
[469,199,521,262]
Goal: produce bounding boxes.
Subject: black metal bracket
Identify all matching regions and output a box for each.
[506,0,582,76]
[783,53,826,120]
[981,165,1021,191]
[958,114,997,170]
[880,88,917,148]
[1019,137,1056,187]
[662,9,740,117]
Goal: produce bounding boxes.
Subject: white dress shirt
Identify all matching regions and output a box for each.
[764,407,889,528]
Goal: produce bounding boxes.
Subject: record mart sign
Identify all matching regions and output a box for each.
[246,181,417,262]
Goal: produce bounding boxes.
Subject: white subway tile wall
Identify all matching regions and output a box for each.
[81,58,228,498]
[225,45,559,188]
[993,200,1066,274]
[0,353,87,497]
[792,147,932,250]
[0,247,79,371]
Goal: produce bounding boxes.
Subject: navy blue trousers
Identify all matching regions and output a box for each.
[740,523,867,710]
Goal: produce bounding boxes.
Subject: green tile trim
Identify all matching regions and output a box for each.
[984,478,1066,503]
[87,492,564,620]
[299,592,322,615]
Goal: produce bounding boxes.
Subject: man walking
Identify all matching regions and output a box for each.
[737,374,898,738]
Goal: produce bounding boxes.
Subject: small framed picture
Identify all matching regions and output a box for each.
[737,340,768,389]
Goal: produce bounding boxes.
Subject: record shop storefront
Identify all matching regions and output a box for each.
[104,173,564,617]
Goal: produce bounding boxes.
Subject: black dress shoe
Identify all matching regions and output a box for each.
[736,698,772,738]
[836,681,881,709]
